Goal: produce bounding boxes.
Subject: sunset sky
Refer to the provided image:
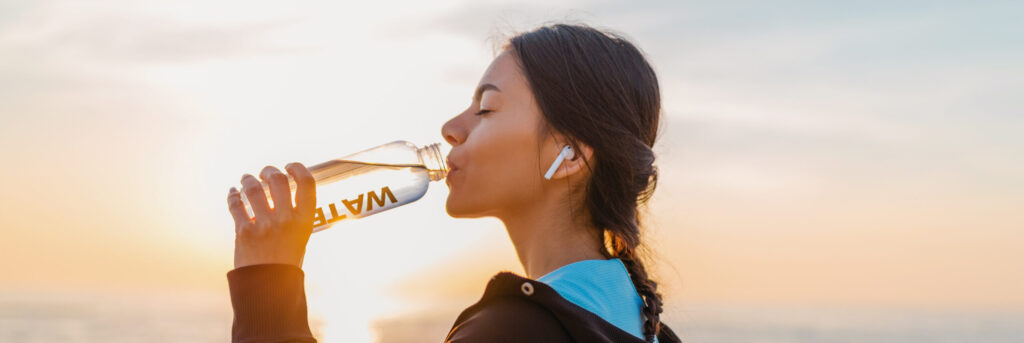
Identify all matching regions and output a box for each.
[1,0,1022,341]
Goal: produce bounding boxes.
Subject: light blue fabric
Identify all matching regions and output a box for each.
[537,258,657,342]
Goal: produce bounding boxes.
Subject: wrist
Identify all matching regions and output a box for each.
[234,248,305,269]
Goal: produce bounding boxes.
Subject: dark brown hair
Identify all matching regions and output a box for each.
[506,23,663,342]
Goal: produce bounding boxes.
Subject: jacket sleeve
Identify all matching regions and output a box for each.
[226,263,317,343]
[445,297,574,343]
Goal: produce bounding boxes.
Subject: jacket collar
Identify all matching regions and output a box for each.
[467,271,681,343]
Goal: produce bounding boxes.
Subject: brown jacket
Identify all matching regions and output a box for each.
[227,264,681,343]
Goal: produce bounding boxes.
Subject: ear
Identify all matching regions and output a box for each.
[547,141,594,180]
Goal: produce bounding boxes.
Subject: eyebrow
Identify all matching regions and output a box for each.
[473,83,501,103]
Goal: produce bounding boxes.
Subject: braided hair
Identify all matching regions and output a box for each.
[506,23,664,342]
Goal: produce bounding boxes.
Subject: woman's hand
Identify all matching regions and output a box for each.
[227,163,317,269]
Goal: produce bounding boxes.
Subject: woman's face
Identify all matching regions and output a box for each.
[440,50,554,218]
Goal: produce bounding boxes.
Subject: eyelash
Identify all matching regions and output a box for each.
[475,109,493,116]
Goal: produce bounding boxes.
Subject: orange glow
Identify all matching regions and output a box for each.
[2,1,1022,342]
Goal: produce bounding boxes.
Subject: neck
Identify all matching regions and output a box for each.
[498,191,607,279]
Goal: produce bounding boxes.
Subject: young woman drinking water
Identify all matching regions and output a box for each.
[226,23,680,343]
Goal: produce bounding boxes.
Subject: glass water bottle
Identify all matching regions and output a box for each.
[239,140,448,233]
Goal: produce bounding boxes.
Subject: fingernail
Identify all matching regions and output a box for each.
[230,187,238,193]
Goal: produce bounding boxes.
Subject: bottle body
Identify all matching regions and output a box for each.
[239,140,448,233]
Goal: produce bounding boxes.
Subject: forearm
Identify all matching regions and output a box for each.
[227,264,317,343]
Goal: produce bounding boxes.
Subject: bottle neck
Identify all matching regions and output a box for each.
[416,143,448,181]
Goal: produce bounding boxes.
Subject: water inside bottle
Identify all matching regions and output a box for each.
[240,159,437,233]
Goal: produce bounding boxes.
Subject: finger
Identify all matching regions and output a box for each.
[260,165,293,211]
[226,187,252,227]
[286,162,316,222]
[240,174,272,222]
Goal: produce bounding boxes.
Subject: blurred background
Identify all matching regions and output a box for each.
[1,0,1022,342]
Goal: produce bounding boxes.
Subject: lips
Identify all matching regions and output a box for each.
[446,156,460,173]
[446,156,460,186]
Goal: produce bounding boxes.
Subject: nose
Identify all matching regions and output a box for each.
[441,114,466,146]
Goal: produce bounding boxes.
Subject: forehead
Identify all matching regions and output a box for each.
[478,50,527,92]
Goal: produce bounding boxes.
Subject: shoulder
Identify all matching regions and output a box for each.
[445,271,670,343]
[445,275,573,343]
[446,296,572,343]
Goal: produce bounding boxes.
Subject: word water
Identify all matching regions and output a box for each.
[312,186,398,227]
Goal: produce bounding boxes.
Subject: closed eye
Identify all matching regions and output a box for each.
[475,109,493,116]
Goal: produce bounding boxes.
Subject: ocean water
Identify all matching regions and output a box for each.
[2,294,1021,342]
[0,292,232,343]
[668,306,1024,343]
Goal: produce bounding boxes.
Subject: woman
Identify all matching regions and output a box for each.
[226,23,680,343]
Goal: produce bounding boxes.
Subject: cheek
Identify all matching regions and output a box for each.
[478,149,539,205]
[446,117,542,216]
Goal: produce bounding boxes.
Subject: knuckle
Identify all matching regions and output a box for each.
[287,163,310,176]
[236,223,254,236]
[241,178,260,190]
[270,172,288,183]
[240,173,256,183]
[261,165,280,177]
[272,217,291,228]
[244,184,263,195]
[252,219,271,232]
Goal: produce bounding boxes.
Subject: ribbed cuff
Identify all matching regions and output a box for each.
[227,264,316,343]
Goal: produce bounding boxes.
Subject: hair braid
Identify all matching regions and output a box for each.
[611,232,663,342]
[506,23,665,342]
[600,142,662,342]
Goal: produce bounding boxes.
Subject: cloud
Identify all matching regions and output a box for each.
[2,17,302,65]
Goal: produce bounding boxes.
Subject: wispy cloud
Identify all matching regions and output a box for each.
[1,0,1021,314]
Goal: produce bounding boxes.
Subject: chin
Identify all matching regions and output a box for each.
[445,195,483,218]
[444,197,470,218]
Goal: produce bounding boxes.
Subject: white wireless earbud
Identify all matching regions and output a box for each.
[544,145,575,180]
